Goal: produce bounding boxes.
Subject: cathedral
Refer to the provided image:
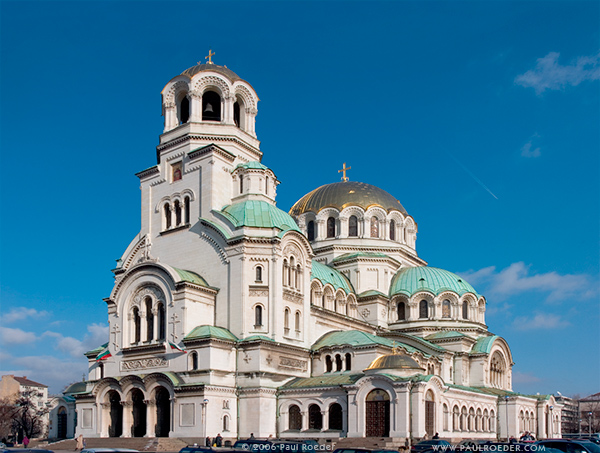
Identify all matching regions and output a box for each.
[69,57,561,442]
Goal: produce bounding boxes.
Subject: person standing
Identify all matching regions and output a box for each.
[23,437,29,448]
[75,434,84,451]
[215,434,222,447]
[205,436,211,447]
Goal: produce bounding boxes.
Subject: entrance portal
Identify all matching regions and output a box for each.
[131,389,147,437]
[365,389,390,437]
[57,407,67,439]
[425,390,435,437]
[155,387,170,437]
[108,391,123,438]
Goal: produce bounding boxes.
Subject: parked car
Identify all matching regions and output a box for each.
[456,440,494,450]
[411,440,453,452]
[537,440,600,453]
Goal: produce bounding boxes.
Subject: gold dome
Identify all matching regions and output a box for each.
[289,181,408,217]
[365,354,425,371]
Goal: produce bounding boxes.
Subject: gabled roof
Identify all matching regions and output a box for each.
[173,267,211,288]
[184,325,239,342]
[280,374,363,389]
[13,376,47,388]
[311,260,353,292]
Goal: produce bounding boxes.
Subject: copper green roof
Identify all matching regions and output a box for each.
[63,381,88,395]
[184,325,239,342]
[471,335,499,354]
[426,331,468,340]
[220,200,300,232]
[173,268,210,287]
[240,335,275,342]
[312,330,422,356]
[332,252,392,263]
[389,266,480,298]
[311,261,353,292]
[280,374,364,389]
[358,290,387,298]
[235,161,269,171]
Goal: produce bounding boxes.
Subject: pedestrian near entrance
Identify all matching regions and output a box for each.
[23,437,29,448]
[76,435,84,451]
[205,436,211,447]
[432,433,439,439]
[215,434,222,447]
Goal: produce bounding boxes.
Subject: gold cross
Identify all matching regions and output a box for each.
[205,49,215,64]
[338,162,351,182]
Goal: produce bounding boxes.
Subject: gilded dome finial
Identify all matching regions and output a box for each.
[338,162,351,182]
[202,49,215,65]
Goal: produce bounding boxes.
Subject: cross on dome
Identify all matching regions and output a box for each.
[205,49,215,65]
[338,162,351,182]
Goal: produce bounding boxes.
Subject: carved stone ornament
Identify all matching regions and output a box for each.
[279,356,307,371]
[249,289,269,297]
[133,286,164,307]
[120,357,168,371]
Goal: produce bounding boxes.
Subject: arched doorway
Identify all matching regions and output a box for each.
[329,403,343,431]
[108,391,123,438]
[365,389,390,437]
[57,406,67,439]
[425,390,435,437]
[131,389,146,437]
[155,387,170,437]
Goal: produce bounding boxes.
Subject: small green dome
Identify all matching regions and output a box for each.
[389,266,480,298]
[235,161,269,171]
[311,260,353,293]
[221,200,300,232]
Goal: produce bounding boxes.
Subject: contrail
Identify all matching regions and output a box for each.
[446,151,499,200]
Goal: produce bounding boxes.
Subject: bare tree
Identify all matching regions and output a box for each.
[11,390,49,440]
[0,397,17,441]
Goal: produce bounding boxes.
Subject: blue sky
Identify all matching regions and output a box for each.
[0,1,598,396]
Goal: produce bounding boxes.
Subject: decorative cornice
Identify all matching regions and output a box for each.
[157,134,261,160]
[136,166,160,180]
[121,343,166,356]
[188,144,236,163]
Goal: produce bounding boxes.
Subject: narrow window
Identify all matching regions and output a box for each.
[289,257,295,288]
[419,300,428,319]
[325,355,333,372]
[283,259,288,286]
[175,200,182,226]
[145,297,153,341]
[164,204,172,229]
[349,216,358,237]
[202,91,221,121]
[327,217,336,238]
[223,414,229,432]
[265,176,269,195]
[335,354,342,371]
[133,307,141,343]
[329,403,343,431]
[184,197,190,224]
[345,353,351,370]
[255,305,263,327]
[179,96,190,124]
[189,351,198,370]
[239,175,243,194]
[296,265,301,290]
[397,301,406,320]
[390,220,396,240]
[308,404,322,430]
[295,311,300,331]
[158,303,165,340]
[289,405,302,430]
[233,101,240,127]
[256,266,263,282]
[370,216,379,238]
[443,299,451,318]
[99,362,104,379]
[307,221,315,241]
[462,300,469,319]
[284,308,290,332]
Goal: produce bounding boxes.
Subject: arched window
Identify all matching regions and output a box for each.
[476,408,482,432]
[296,264,301,290]
[461,407,467,431]
[490,410,496,432]
[397,301,406,320]
[282,259,288,286]
[442,299,451,318]
[468,408,475,431]
[233,101,241,127]
[453,406,460,431]
[335,354,343,372]
[179,96,190,124]
[164,204,171,229]
[265,176,269,195]
[295,311,301,332]
[284,308,290,332]
[98,362,104,379]
[462,300,469,319]
[145,297,153,341]
[483,409,489,432]
[202,91,221,121]
[419,300,428,319]
[289,257,295,288]
[349,216,358,237]
[308,404,322,430]
[157,303,165,340]
[289,405,302,430]
[325,355,333,373]
[223,414,229,431]
[239,175,244,194]
[174,200,182,226]
[327,217,336,238]
[329,403,343,431]
[307,221,316,241]
[255,266,263,282]
[254,305,263,327]
[189,351,198,370]
[133,307,141,343]
[370,217,379,238]
[443,404,449,431]
[184,197,190,224]
[345,353,352,371]
[389,220,396,240]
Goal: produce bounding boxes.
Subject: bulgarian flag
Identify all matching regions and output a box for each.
[96,347,112,361]
[168,341,187,353]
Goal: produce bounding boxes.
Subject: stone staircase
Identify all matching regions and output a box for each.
[332,437,409,449]
[46,437,188,452]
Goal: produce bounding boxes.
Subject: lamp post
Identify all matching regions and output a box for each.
[549,406,554,438]
[589,412,593,435]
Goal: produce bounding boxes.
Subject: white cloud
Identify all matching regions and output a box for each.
[521,140,541,158]
[458,262,596,303]
[9,355,87,394]
[515,51,600,94]
[512,313,570,330]
[2,306,50,324]
[44,323,108,358]
[512,371,542,384]
[0,326,37,345]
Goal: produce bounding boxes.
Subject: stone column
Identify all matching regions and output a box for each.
[189,90,201,122]
[145,400,156,437]
[164,102,177,132]
[121,401,133,438]
[301,410,308,431]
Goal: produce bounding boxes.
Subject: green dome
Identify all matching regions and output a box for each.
[311,260,353,292]
[389,266,480,298]
[220,200,300,232]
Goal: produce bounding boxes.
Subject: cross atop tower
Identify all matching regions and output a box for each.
[205,49,215,65]
[338,162,351,182]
